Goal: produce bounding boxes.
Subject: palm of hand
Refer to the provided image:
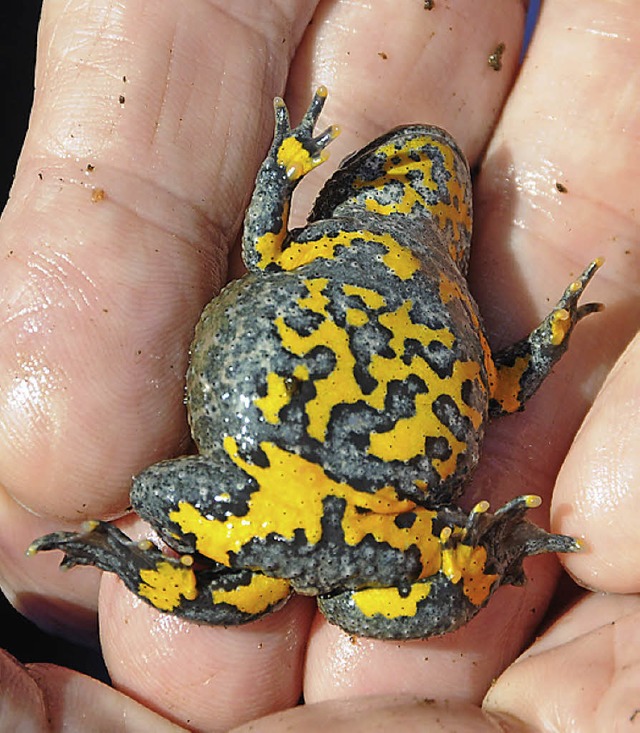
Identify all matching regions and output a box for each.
[0,2,638,732]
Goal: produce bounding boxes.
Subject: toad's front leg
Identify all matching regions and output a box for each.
[242,86,339,271]
[489,258,603,417]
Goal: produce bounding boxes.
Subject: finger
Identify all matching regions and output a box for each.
[283,0,527,224]
[299,0,533,704]
[484,592,640,730]
[470,0,637,651]
[468,0,639,641]
[0,651,49,730]
[277,0,530,707]
[0,0,317,522]
[1,0,317,632]
[100,567,314,733]
[305,0,639,703]
[17,3,329,725]
[554,331,640,593]
[4,0,322,720]
[230,695,519,733]
[27,660,183,731]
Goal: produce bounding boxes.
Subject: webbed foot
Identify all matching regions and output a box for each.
[29,522,291,625]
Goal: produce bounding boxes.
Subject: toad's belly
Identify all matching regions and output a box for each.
[187,244,491,506]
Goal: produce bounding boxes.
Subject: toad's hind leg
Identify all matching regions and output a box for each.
[489,259,603,417]
[28,521,290,624]
[28,454,293,625]
[318,495,579,639]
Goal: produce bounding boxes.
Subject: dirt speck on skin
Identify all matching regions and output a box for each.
[488,42,505,71]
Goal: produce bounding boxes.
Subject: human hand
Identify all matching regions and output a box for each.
[1,1,638,731]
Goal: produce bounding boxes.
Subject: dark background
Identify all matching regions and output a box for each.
[1,4,39,208]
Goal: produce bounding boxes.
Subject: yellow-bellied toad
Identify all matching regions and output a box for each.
[30,88,602,639]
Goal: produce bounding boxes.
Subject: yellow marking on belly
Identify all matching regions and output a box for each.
[274,278,364,442]
[277,230,420,280]
[346,308,369,326]
[352,583,433,619]
[342,283,387,309]
[254,365,310,424]
[254,373,292,424]
[298,276,330,312]
[211,574,291,615]
[138,561,198,611]
[367,358,483,478]
[365,300,484,476]
[274,278,484,472]
[342,502,440,579]
[352,136,471,246]
[169,439,441,571]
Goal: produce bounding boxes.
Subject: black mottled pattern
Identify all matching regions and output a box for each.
[187,215,489,509]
